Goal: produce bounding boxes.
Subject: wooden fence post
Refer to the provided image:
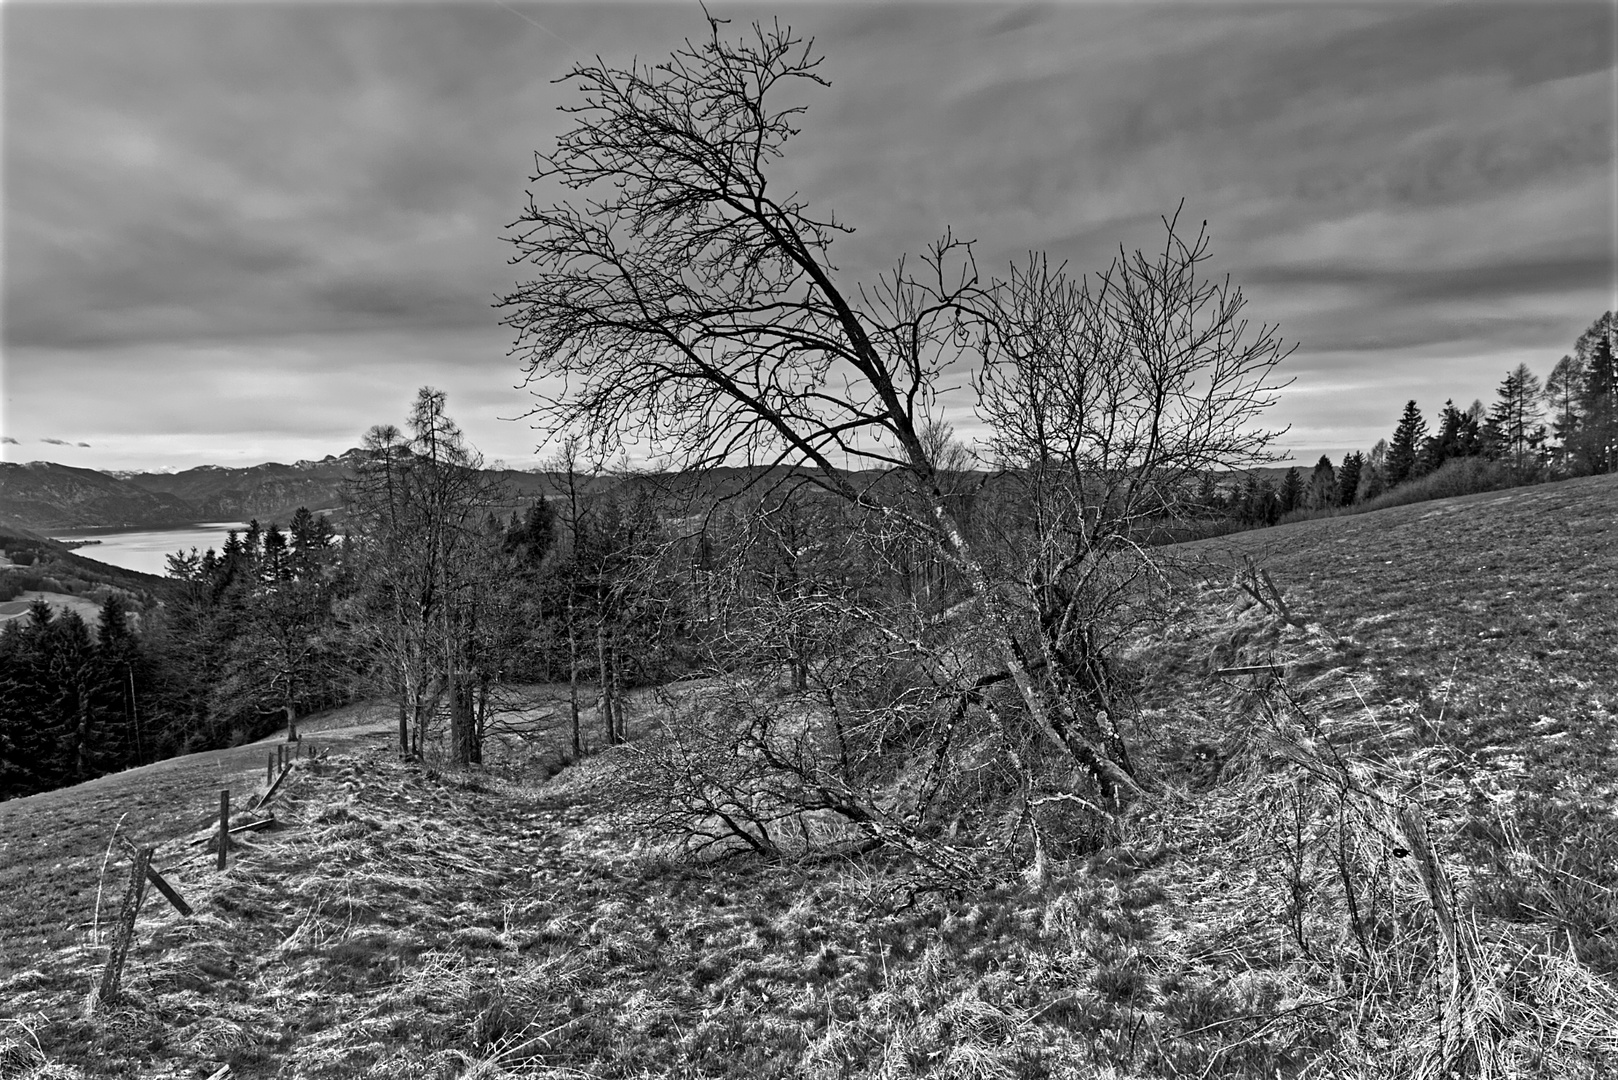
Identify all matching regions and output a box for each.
[90,845,152,1013]
[267,752,274,786]
[217,789,229,871]
[277,744,285,774]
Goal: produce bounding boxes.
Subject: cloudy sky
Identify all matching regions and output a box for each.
[4,1,1614,472]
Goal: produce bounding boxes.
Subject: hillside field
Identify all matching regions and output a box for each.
[0,474,1614,1078]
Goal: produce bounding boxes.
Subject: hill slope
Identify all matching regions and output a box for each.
[1,475,1614,1078]
[0,462,196,530]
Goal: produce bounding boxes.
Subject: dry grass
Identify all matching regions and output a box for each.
[0,701,398,979]
[1,475,1614,1078]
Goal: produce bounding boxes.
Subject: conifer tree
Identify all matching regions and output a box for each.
[1306,455,1336,509]
[1487,363,1544,471]
[1336,452,1363,507]
[1544,354,1581,467]
[1386,401,1427,487]
[1571,312,1616,474]
[1278,467,1303,515]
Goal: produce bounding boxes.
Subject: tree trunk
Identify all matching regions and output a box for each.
[75,686,92,779]
[567,599,582,758]
[611,637,626,739]
[397,697,410,759]
[928,499,1139,808]
[450,676,474,766]
[597,623,616,745]
[284,700,299,743]
[473,676,490,766]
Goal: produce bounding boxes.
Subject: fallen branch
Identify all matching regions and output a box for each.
[1213,663,1287,677]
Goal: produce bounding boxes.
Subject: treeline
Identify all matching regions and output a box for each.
[1216,310,1617,528]
[0,596,150,795]
[0,513,356,799]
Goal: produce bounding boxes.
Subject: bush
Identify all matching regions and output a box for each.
[1359,456,1529,510]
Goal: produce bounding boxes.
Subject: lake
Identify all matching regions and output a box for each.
[49,523,250,577]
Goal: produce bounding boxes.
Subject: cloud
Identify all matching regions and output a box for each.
[1,436,17,445]
[41,437,70,446]
[77,442,91,448]
[2,2,1611,471]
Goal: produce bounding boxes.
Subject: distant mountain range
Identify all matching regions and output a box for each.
[0,450,580,534]
[1,449,1309,537]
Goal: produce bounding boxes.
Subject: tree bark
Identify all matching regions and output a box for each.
[450,677,475,766]
[567,604,582,758]
[596,623,616,745]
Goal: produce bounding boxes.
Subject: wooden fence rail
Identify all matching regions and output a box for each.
[91,738,318,1011]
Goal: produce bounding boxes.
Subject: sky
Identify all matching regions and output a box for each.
[3,0,1615,473]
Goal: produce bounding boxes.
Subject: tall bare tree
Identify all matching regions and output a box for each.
[501,15,1289,814]
[346,389,504,763]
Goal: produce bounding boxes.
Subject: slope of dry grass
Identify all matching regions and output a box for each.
[1172,473,1618,975]
[0,703,397,980]
[1,474,1613,1078]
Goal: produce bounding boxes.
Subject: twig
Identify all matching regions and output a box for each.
[91,812,131,946]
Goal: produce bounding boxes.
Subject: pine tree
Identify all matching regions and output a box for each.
[1487,363,1544,471]
[1544,354,1581,468]
[1278,467,1303,515]
[1306,455,1336,510]
[1422,399,1467,473]
[1571,312,1617,474]
[1457,401,1486,458]
[1336,452,1363,507]
[1386,401,1427,487]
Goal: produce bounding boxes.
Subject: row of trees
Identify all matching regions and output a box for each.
[1216,313,1617,530]
[1377,316,1617,489]
[340,389,691,766]
[1,382,705,798]
[0,512,360,799]
[0,596,145,795]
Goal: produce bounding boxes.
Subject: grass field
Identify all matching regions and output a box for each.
[0,703,398,979]
[0,590,107,626]
[1,475,1614,1078]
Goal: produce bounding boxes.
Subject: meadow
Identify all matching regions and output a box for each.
[1,474,1614,1078]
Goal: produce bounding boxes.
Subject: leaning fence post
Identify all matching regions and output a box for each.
[90,845,152,1013]
[217,789,230,871]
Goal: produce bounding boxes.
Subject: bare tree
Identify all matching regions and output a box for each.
[975,231,1292,772]
[501,15,1289,824]
[346,389,505,764]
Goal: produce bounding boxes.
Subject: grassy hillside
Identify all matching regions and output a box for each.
[0,704,400,977]
[1,476,1613,1078]
[0,525,173,605]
